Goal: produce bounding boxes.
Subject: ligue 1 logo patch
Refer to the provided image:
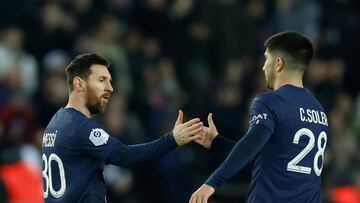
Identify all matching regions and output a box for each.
[89,128,109,146]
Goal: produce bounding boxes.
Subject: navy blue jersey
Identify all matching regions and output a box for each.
[206,85,329,203]
[42,108,177,203]
[247,85,329,202]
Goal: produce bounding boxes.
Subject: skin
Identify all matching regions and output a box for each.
[189,48,305,203]
[65,64,203,146]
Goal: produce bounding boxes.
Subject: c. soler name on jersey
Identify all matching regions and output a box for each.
[42,130,57,147]
[299,108,328,126]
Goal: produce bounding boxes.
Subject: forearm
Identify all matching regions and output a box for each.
[206,124,272,189]
[210,135,236,160]
[106,133,177,167]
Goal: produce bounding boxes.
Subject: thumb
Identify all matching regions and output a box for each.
[208,113,214,128]
[175,110,183,126]
[208,113,218,137]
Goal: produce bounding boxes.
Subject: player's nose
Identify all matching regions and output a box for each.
[105,81,114,93]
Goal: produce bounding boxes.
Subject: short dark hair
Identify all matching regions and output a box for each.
[264,31,314,70]
[65,53,110,91]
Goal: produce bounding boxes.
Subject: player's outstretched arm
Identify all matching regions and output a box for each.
[172,110,204,146]
[106,110,203,167]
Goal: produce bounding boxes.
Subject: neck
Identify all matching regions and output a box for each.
[65,93,91,118]
[273,73,303,90]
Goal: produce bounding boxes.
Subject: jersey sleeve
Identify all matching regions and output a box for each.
[205,124,272,189]
[76,119,121,162]
[249,94,276,133]
[106,133,177,167]
[76,118,178,167]
[210,135,236,160]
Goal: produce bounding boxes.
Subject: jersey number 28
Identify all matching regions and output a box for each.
[42,153,66,198]
[287,128,327,176]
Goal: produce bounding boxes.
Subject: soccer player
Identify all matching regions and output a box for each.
[41,54,203,202]
[190,31,329,203]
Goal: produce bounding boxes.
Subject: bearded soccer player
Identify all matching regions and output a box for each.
[41,54,203,202]
[190,31,329,203]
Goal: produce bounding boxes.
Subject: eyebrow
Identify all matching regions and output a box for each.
[99,76,112,81]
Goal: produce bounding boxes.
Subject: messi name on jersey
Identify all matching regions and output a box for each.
[42,130,57,147]
[299,108,328,126]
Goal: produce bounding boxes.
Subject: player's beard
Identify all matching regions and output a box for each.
[265,68,275,90]
[85,86,107,115]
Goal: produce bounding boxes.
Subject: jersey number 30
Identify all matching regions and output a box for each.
[42,153,66,198]
[287,128,327,176]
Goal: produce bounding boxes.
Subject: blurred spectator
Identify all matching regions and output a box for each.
[0,94,38,144]
[0,155,43,203]
[0,26,39,97]
[330,186,360,203]
[93,14,132,95]
[203,0,258,68]
[0,119,42,203]
[35,60,68,126]
[274,0,321,39]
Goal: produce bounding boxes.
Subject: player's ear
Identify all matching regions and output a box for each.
[275,57,284,72]
[73,76,86,92]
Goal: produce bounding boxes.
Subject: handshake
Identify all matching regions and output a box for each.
[172,110,218,149]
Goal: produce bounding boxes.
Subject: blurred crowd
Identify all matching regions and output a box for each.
[0,0,359,202]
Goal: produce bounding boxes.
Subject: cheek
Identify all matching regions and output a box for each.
[87,86,100,99]
[89,83,102,94]
[264,61,273,73]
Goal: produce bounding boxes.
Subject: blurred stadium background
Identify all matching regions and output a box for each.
[0,0,359,202]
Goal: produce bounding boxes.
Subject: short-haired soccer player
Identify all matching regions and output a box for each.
[190,31,329,203]
[42,54,203,202]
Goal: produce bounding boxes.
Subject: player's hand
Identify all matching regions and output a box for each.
[194,113,218,149]
[172,110,203,146]
[189,184,215,203]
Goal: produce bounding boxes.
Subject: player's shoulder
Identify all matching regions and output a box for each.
[255,91,274,100]
[253,91,278,106]
[69,110,101,131]
[62,109,107,146]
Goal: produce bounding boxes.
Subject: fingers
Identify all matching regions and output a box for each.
[188,122,203,131]
[183,118,201,127]
[187,126,204,138]
[189,194,201,203]
[207,113,218,137]
[189,184,214,203]
[181,131,202,144]
[194,138,202,145]
[185,123,204,140]
[189,193,206,203]
[187,133,202,142]
[189,195,194,203]
[175,110,184,126]
[207,113,214,127]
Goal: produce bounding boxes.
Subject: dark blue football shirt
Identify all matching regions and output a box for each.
[42,107,177,203]
[206,85,329,203]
